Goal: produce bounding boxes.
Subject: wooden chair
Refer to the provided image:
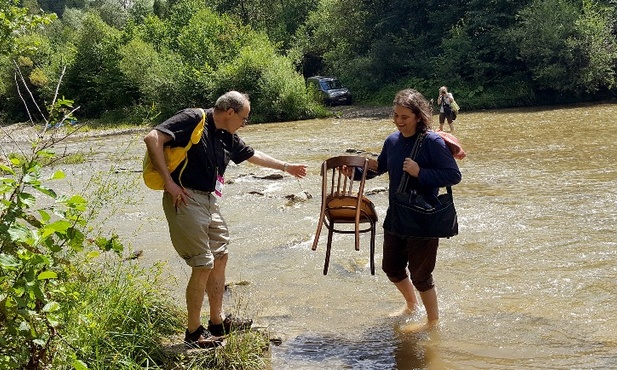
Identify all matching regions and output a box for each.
[312,156,378,275]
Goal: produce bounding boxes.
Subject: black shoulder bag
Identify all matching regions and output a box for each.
[387,133,458,238]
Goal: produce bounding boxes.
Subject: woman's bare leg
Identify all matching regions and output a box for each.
[390,278,419,316]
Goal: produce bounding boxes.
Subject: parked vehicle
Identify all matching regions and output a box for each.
[307,76,352,106]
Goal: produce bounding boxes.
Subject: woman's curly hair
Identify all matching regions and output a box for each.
[393,89,433,132]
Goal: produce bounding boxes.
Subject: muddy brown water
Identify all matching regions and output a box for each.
[2,103,617,369]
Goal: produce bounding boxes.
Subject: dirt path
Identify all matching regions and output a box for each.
[328,105,391,119]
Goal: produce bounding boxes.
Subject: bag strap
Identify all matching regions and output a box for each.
[396,132,426,193]
[396,132,455,196]
[189,108,206,145]
[178,108,206,188]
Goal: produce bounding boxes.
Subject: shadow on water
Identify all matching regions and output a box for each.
[282,320,444,370]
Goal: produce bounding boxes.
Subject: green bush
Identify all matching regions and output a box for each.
[118,37,189,119]
[63,13,138,118]
[213,35,323,123]
[0,141,123,369]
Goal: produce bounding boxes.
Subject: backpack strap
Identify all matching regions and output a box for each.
[190,108,206,144]
[178,108,206,188]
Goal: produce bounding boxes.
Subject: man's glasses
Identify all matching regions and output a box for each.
[235,110,249,126]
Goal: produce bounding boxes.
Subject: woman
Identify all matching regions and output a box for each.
[367,89,461,331]
[437,86,456,132]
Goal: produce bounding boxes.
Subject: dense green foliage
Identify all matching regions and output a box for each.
[0,125,270,368]
[291,0,617,108]
[2,0,617,124]
[1,8,269,368]
[1,0,325,123]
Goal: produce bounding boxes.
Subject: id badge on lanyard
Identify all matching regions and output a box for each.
[215,172,224,197]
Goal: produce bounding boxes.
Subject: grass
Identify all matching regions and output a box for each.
[50,257,184,369]
[163,330,271,370]
[56,152,87,165]
[45,255,270,370]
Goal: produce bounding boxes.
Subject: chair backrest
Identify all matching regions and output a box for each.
[319,155,377,226]
[322,155,368,197]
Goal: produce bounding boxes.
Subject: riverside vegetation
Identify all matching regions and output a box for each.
[2,0,617,127]
[0,111,270,370]
[1,4,268,368]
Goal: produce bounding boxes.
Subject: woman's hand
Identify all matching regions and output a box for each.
[341,165,354,178]
[403,158,420,177]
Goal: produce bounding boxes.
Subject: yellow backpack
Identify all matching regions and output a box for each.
[143,108,206,190]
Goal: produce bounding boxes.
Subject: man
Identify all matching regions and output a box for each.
[144,91,307,347]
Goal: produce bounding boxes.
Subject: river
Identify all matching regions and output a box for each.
[3,102,616,369]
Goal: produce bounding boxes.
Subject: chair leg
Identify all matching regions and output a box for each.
[312,214,326,251]
[324,226,334,275]
[370,223,376,275]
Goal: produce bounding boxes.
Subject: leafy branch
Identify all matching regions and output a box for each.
[1,58,123,370]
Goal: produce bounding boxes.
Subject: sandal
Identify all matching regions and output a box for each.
[208,314,253,336]
[184,325,224,348]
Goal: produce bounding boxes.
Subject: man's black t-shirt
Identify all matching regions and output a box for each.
[154,108,255,192]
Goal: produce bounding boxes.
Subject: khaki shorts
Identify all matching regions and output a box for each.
[162,189,229,268]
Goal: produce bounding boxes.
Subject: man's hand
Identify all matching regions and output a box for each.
[285,163,308,178]
[165,179,189,207]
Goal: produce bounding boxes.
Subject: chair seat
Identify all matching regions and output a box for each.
[325,195,377,222]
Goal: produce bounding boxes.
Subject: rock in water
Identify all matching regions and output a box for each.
[284,191,312,204]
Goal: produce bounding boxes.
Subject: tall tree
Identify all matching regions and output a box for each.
[510,0,617,94]
[37,0,67,15]
[211,0,319,49]
[63,13,138,116]
[0,0,56,119]
[1,0,55,55]
[459,0,529,81]
[566,0,617,93]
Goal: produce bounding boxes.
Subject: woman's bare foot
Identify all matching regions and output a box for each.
[388,304,416,317]
[398,320,438,334]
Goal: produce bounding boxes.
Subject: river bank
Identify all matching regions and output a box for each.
[0,105,392,144]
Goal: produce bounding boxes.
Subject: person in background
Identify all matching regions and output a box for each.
[144,91,307,347]
[360,89,461,332]
[437,86,456,132]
